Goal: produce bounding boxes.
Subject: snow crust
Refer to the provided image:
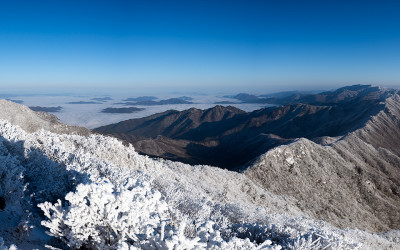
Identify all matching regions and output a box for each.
[0,119,398,249]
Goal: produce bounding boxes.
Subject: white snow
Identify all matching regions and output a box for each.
[0,118,398,249]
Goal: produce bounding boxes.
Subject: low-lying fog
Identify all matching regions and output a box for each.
[2,94,274,129]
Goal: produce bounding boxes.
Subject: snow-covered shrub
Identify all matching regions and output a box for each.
[39,176,169,249]
[24,149,80,205]
[0,140,33,242]
[0,154,25,210]
[218,221,363,250]
[39,175,284,249]
[139,220,282,250]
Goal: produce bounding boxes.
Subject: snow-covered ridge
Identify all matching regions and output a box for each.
[0,121,396,248]
[244,95,400,234]
[0,99,399,249]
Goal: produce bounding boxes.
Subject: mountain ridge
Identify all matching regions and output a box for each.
[243,92,400,232]
[94,85,392,168]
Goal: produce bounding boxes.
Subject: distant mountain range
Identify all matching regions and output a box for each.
[67,101,101,104]
[101,107,144,114]
[29,106,62,112]
[91,97,113,102]
[95,85,393,169]
[122,96,158,102]
[226,85,388,105]
[117,96,194,106]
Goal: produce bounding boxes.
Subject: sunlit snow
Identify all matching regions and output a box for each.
[0,118,398,249]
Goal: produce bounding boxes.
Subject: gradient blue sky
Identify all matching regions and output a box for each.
[0,0,399,94]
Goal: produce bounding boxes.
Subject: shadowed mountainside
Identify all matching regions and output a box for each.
[94,85,395,169]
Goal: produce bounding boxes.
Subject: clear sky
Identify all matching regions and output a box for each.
[0,0,400,94]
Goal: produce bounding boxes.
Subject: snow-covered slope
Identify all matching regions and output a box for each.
[0,99,399,249]
[0,100,89,136]
[245,94,400,233]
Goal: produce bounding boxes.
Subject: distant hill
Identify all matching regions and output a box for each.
[91,97,113,102]
[29,106,62,112]
[101,107,144,114]
[122,96,157,102]
[67,101,101,104]
[260,90,319,98]
[118,97,194,106]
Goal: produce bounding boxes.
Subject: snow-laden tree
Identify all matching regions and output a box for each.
[39,176,169,249]
[39,174,285,249]
[0,153,25,210]
[0,140,33,242]
[138,220,282,250]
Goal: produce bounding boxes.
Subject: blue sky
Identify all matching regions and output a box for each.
[0,0,399,94]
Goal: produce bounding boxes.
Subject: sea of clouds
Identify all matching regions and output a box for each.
[3,94,272,129]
